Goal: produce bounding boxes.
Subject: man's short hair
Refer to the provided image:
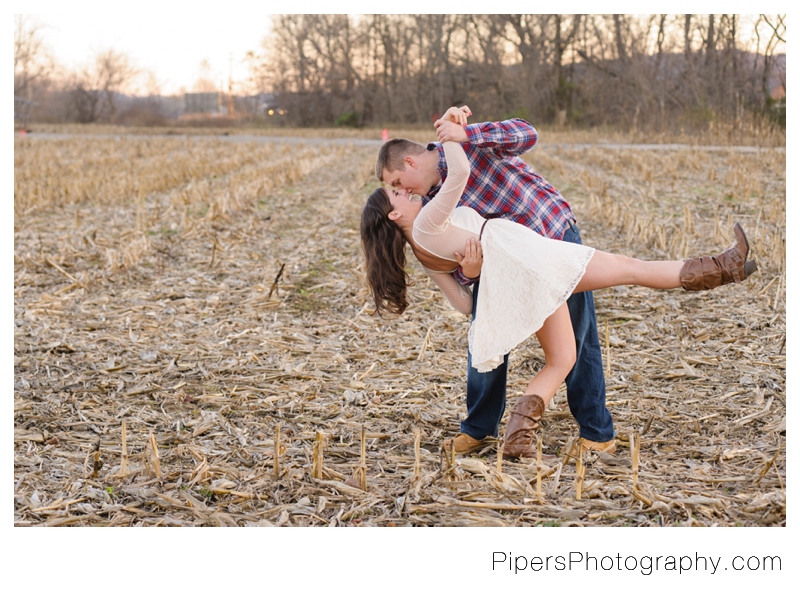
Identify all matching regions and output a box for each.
[375,138,426,181]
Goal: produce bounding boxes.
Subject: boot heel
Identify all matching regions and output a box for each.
[680,223,756,290]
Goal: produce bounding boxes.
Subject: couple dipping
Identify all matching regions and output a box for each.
[360,106,757,461]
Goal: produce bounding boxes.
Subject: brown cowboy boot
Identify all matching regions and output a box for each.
[502,394,545,460]
[680,223,757,291]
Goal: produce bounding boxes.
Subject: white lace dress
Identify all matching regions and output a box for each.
[415,143,595,372]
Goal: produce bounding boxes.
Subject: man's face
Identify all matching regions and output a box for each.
[382,157,432,197]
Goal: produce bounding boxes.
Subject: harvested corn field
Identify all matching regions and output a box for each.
[14,130,785,527]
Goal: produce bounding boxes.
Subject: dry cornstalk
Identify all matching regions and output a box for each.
[267,262,285,300]
[632,487,653,507]
[357,362,376,382]
[418,325,433,361]
[641,413,654,437]
[575,448,584,500]
[45,257,80,286]
[631,431,640,489]
[209,487,272,501]
[273,424,281,478]
[754,443,782,485]
[92,438,102,479]
[773,273,784,310]
[412,428,421,481]
[496,441,504,473]
[148,431,162,479]
[120,421,128,478]
[358,425,367,491]
[440,437,457,480]
[312,432,324,479]
[549,462,563,496]
[136,186,144,232]
[562,436,577,464]
[536,437,543,501]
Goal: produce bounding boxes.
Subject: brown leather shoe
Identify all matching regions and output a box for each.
[579,437,617,454]
[680,223,757,290]
[502,394,545,460]
[442,433,494,456]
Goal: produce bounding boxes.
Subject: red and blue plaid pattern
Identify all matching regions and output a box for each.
[423,119,575,284]
[424,118,573,238]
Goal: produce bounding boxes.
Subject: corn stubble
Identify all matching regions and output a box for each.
[13,130,784,526]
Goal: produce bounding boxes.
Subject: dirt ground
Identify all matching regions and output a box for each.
[13,130,785,527]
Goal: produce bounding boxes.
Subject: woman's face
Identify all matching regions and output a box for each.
[387,188,422,221]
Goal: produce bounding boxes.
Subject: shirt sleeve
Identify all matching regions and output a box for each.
[464,118,538,158]
[452,266,477,286]
[426,270,473,315]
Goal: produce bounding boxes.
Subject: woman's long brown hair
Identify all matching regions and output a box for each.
[360,188,411,316]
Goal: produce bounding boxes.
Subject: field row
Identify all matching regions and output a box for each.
[14,134,785,526]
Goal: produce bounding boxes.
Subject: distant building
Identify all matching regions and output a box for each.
[184,92,224,116]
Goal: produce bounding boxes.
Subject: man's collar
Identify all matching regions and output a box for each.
[423,142,446,198]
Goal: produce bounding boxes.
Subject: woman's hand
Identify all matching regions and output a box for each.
[434,105,471,143]
[455,238,483,279]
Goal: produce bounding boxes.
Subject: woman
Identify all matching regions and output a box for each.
[360,140,757,458]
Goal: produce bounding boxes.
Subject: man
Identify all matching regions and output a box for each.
[375,106,616,459]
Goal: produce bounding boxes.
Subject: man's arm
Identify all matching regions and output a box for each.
[454,238,482,280]
[435,117,538,158]
[465,118,538,157]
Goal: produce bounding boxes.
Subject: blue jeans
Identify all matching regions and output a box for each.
[460,220,615,442]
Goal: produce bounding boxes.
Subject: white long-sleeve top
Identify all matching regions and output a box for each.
[412,141,594,373]
[413,142,483,315]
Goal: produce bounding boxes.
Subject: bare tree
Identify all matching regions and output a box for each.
[14,16,53,103]
[67,49,138,123]
[247,13,785,132]
[755,14,786,104]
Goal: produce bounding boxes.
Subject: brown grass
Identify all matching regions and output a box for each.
[14,130,785,526]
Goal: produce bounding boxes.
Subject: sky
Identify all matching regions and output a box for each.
[22,12,274,95]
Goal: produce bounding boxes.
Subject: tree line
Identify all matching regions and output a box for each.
[15,14,786,132]
[250,14,785,131]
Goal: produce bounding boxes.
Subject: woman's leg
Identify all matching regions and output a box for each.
[524,303,576,405]
[575,251,684,293]
[576,223,758,293]
[503,304,576,459]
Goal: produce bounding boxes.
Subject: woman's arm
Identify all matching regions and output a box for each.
[426,270,473,315]
[415,142,470,231]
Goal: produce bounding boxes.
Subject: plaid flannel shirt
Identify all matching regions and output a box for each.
[422,118,575,285]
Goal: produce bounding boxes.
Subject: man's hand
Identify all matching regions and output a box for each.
[455,238,483,279]
[439,105,472,125]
